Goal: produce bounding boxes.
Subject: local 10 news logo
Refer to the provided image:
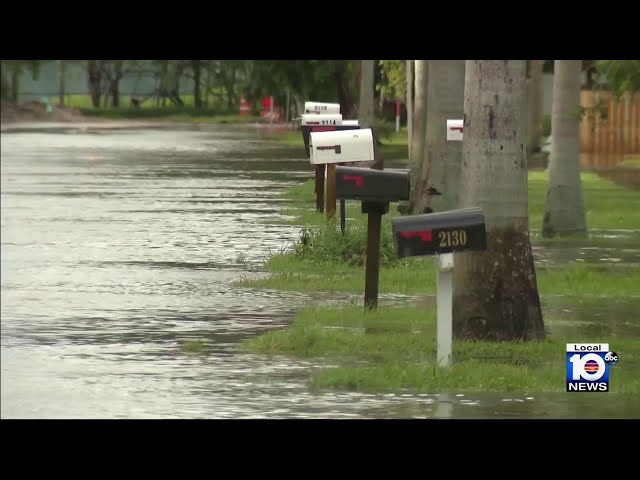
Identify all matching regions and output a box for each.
[566,343,619,392]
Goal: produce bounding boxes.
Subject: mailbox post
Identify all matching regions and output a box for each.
[392,207,487,366]
[309,127,370,221]
[335,164,410,309]
[300,111,361,215]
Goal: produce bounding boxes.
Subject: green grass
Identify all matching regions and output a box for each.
[42,94,262,123]
[528,171,640,230]
[180,339,207,353]
[240,305,640,394]
[618,157,640,169]
[239,254,640,297]
[272,171,640,231]
[239,170,640,296]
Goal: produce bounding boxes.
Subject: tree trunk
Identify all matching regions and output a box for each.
[192,60,202,108]
[528,60,544,154]
[111,60,123,108]
[336,62,356,119]
[359,60,375,128]
[204,61,212,107]
[408,60,428,214]
[421,60,465,213]
[224,66,237,112]
[11,64,19,101]
[58,60,66,106]
[452,60,545,341]
[406,60,414,151]
[88,60,101,108]
[542,60,587,238]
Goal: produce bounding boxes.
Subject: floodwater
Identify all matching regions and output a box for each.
[1,124,638,419]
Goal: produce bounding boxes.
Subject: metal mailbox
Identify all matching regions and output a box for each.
[301,113,343,126]
[447,119,464,141]
[335,165,410,203]
[392,207,486,257]
[300,114,361,158]
[305,102,341,114]
[309,129,374,165]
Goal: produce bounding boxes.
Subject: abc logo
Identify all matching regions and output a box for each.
[605,351,619,366]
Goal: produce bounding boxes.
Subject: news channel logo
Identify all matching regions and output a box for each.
[566,343,619,392]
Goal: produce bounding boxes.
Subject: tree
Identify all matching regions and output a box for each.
[528,60,544,154]
[406,60,413,150]
[191,60,202,108]
[0,60,44,101]
[240,60,357,117]
[452,60,545,341]
[542,60,587,238]
[408,60,428,213]
[595,60,640,97]
[109,60,124,107]
[421,60,465,213]
[88,60,102,107]
[58,60,66,105]
[359,60,375,128]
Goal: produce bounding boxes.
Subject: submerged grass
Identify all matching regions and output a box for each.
[239,144,640,395]
[240,305,640,393]
[241,168,640,295]
[273,172,640,231]
[238,255,640,297]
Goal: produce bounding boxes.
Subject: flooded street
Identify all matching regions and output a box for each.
[1,124,638,419]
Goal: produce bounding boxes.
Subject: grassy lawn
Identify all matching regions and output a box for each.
[235,163,639,395]
[43,94,261,123]
[240,305,640,394]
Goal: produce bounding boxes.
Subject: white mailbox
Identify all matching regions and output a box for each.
[305,101,340,115]
[342,119,359,126]
[301,113,343,126]
[309,128,374,165]
[447,119,464,141]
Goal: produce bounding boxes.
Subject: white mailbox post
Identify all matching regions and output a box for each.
[305,101,341,115]
[342,119,359,126]
[439,118,463,367]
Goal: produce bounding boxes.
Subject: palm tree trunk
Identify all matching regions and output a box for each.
[406,60,414,150]
[528,60,544,154]
[452,60,545,341]
[408,60,428,213]
[542,60,587,237]
[421,60,465,213]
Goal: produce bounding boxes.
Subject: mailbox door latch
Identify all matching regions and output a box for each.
[317,145,342,154]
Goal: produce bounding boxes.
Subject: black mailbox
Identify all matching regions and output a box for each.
[335,166,410,203]
[301,125,362,158]
[392,207,487,257]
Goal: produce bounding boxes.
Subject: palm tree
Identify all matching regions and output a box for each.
[542,60,587,238]
[452,60,545,341]
[421,60,465,213]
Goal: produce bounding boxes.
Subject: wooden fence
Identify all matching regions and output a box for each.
[580,90,640,169]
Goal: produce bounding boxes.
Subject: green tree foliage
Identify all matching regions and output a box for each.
[1,60,47,100]
[378,60,406,100]
[595,60,640,97]
[236,60,360,117]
